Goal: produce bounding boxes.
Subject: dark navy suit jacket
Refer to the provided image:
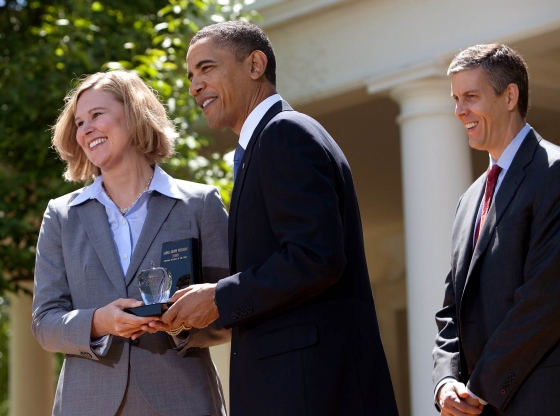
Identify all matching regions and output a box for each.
[215,100,399,416]
[433,129,560,415]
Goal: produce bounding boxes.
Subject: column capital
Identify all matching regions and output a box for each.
[390,77,455,124]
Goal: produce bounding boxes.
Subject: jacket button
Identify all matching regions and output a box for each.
[500,388,506,394]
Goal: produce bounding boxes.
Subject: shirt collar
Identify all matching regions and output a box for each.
[70,165,181,207]
[238,94,282,149]
[491,123,531,170]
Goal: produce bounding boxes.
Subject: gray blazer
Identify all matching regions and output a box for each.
[433,129,560,414]
[32,178,230,416]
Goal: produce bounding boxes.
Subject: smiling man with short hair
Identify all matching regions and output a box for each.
[153,20,399,416]
[433,43,560,416]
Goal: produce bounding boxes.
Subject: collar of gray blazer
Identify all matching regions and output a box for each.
[227,100,293,270]
[458,129,539,304]
[70,164,182,208]
[76,192,178,295]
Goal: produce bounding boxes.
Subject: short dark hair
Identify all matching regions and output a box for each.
[190,21,277,86]
[448,44,529,118]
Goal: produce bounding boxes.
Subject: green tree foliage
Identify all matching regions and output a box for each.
[0,0,255,294]
[0,1,256,413]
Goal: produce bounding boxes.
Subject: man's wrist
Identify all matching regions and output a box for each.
[466,385,487,405]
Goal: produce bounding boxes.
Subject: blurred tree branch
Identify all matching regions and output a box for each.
[0,0,257,294]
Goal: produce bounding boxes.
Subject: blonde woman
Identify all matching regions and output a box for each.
[32,71,229,416]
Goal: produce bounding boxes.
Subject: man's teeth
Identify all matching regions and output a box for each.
[202,98,216,108]
[89,137,107,148]
[465,122,478,129]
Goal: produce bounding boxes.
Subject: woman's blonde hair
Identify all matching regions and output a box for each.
[52,71,178,182]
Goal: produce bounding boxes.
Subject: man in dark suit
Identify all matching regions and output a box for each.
[433,43,560,416]
[154,21,398,416]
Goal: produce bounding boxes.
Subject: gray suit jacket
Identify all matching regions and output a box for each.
[32,178,230,416]
[433,129,560,414]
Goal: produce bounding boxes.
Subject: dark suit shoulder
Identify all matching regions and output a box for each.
[265,109,327,137]
[260,109,346,163]
[536,137,560,165]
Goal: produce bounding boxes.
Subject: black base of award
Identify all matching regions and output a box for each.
[124,302,172,317]
[125,238,201,316]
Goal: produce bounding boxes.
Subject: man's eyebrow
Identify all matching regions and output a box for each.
[188,59,217,80]
[451,89,480,97]
[195,59,216,69]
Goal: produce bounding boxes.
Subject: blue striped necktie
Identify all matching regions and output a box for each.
[233,144,245,181]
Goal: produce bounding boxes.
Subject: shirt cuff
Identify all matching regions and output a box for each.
[90,334,112,357]
[434,376,458,404]
[467,385,488,406]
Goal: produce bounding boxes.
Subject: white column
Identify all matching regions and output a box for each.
[390,78,472,416]
[8,281,54,416]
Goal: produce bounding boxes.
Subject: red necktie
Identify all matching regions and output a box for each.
[474,164,502,246]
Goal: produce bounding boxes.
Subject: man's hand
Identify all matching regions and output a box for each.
[146,283,219,332]
[438,382,484,416]
[91,298,158,340]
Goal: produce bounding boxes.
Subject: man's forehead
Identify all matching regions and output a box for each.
[187,37,231,60]
[451,68,487,88]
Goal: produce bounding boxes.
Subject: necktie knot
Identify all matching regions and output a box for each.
[488,164,502,184]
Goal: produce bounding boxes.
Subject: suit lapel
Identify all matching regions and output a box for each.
[228,100,293,270]
[76,200,128,298]
[465,130,538,291]
[454,177,485,303]
[124,193,176,287]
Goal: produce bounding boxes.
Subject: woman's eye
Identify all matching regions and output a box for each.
[93,112,101,118]
[76,121,83,127]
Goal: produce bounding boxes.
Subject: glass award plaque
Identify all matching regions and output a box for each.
[124,238,201,316]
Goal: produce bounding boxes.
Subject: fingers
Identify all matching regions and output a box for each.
[161,287,218,328]
[131,329,147,340]
[438,383,483,416]
[456,385,484,410]
[92,299,160,339]
[113,298,145,309]
[160,301,180,325]
[167,286,193,303]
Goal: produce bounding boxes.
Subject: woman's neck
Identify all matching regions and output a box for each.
[100,158,154,211]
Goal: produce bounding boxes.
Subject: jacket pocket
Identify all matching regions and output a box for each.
[256,323,318,359]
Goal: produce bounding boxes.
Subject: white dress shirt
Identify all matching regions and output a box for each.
[472,123,531,244]
[238,93,282,150]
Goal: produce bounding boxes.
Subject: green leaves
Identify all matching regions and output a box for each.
[0,0,256,295]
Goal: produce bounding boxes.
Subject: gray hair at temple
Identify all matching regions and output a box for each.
[190,20,277,86]
[448,43,530,118]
